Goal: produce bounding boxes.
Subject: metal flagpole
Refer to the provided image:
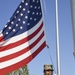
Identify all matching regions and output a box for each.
[55,0,61,75]
[70,0,75,58]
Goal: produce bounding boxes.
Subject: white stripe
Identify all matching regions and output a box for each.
[0,25,44,57]
[0,36,45,69]
[0,18,43,45]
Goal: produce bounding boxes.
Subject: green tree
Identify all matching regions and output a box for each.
[6,65,29,75]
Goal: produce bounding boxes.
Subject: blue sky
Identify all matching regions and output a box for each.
[0,0,75,75]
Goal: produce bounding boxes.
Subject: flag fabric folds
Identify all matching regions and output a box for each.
[71,0,75,57]
[0,0,46,74]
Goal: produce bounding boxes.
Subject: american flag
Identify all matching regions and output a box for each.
[0,0,46,74]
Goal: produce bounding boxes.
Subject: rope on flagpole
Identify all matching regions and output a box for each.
[47,48,57,75]
[40,1,57,75]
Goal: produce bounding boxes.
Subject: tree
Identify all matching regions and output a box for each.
[6,65,29,75]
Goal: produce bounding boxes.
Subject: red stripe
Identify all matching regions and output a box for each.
[0,32,45,62]
[0,22,43,51]
[0,42,46,75]
[0,36,4,42]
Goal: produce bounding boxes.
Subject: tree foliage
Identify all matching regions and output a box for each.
[6,65,29,75]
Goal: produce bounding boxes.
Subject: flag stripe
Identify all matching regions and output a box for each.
[0,0,46,74]
[0,18,43,45]
[0,36,45,69]
[0,42,46,75]
[0,22,43,51]
[0,32,44,62]
[0,35,4,42]
[1,23,44,57]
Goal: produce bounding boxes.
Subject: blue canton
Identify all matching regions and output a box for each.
[2,0,42,40]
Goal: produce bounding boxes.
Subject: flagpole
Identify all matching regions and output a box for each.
[55,0,61,75]
[70,0,75,58]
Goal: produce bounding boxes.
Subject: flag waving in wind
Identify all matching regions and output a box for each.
[0,0,46,74]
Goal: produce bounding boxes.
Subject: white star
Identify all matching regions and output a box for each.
[27,10,30,13]
[34,6,37,9]
[36,12,39,15]
[19,5,22,8]
[30,17,32,20]
[23,21,26,24]
[20,26,23,29]
[34,18,36,21]
[13,29,16,32]
[22,0,24,3]
[25,3,28,6]
[17,11,19,13]
[16,24,18,27]
[20,13,23,16]
[37,0,39,3]
[40,13,42,15]
[23,8,26,11]
[38,6,40,9]
[11,21,14,24]
[25,16,28,19]
[8,27,12,30]
[32,12,35,15]
[27,23,30,25]
[8,20,10,22]
[5,25,8,28]
[30,5,33,8]
[14,16,16,18]
[18,18,21,21]
[33,0,35,2]
[6,32,8,35]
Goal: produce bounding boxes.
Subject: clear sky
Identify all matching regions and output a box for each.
[0,0,75,75]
